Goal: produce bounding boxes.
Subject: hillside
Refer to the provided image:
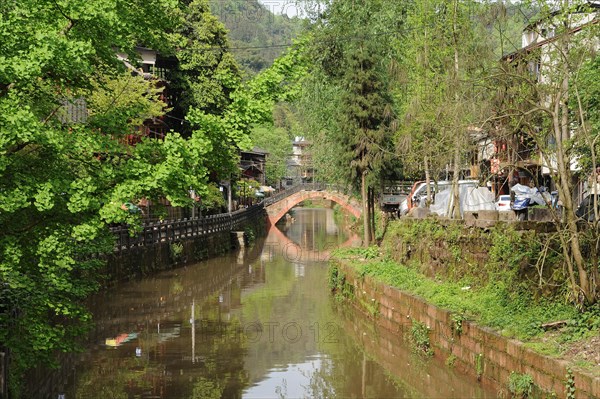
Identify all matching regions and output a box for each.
[210,0,303,76]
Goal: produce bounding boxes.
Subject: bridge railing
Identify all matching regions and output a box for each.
[263,183,351,206]
[110,203,264,252]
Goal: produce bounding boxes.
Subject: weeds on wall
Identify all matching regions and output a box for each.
[244,226,256,243]
[331,249,579,342]
[508,372,534,398]
[383,219,568,299]
[445,354,457,368]
[475,353,484,381]
[451,312,466,337]
[169,242,184,262]
[565,368,575,399]
[328,263,354,302]
[410,321,433,356]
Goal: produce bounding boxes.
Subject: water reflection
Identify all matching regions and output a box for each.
[30,208,494,398]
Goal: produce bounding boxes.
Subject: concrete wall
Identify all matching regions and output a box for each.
[335,262,599,399]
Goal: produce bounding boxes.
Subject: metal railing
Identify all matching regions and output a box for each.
[263,183,349,206]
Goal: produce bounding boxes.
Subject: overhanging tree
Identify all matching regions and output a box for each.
[0,0,255,393]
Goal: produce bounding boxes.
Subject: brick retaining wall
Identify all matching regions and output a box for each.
[336,262,600,399]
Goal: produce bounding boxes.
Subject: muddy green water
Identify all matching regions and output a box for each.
[34,208,495,398]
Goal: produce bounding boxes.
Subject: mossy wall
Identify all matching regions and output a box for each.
[382,219,566,297]
[331,262,599,399]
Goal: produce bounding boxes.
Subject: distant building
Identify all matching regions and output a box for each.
[285,137,314,186]
[240,147,268,185]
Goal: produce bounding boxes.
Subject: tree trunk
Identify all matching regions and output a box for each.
[449,0,461,220]
[450,145,461,219]
[425,155,432,206]
[370,187,376,241]
[362,170,371,247]
[553,106,594,304]
[553,15,595,303]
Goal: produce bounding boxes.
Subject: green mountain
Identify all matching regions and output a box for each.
[210,0,303,76]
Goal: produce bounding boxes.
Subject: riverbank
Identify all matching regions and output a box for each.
[329,257,599,398]
[329,218,599,398]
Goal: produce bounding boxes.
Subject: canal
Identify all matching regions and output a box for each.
[33,207,495,398]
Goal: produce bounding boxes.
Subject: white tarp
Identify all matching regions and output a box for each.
[464,187,496,212]
[429,186,495,217]
[510,184,551,206]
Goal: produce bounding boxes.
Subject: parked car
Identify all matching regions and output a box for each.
[495,195,511,211]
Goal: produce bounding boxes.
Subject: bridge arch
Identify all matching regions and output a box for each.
[265,189,362,226]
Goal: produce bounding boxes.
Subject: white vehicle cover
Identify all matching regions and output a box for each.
[429,185,495,217]
[464,187,496,212]
[510,184,551,206]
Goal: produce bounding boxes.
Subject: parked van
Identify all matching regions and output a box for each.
[406,179,479,211]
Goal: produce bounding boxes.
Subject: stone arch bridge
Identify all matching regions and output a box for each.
[264,184,362,226]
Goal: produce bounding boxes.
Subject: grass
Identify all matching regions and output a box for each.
[332,247,579,343]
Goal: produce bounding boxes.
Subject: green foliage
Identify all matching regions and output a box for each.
[475,353,484,379]
[234,178,260,199]
[0,0,300,392]
[445,354,457,368]
[243,226,256,243]
[166,0,242,123]
[86,71,169,132]
[410,321,433,356]
[560,303,600,343]
[508,372,534,398]
[169,242,184,261]
[199,183,226,214]
[452,312,466,337]
[251,125,293,186]
[250,124,293,186]
[305,0,398,190]
[573,55,600,173]
[565,368,575,399]
[0,0,188,388]
[186,38,309,180]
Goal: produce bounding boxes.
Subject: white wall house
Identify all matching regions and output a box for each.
[499,1,599,199]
